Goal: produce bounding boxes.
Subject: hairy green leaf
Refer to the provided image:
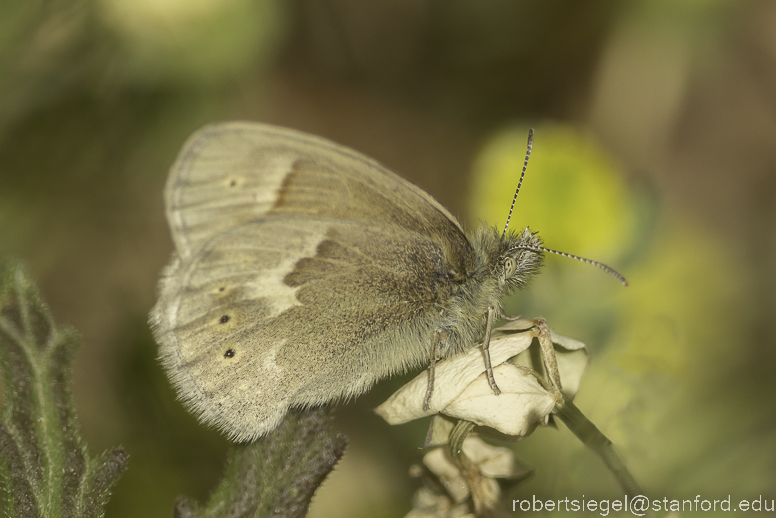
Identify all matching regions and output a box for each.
[175,406,346,518]
[0,260,127,518]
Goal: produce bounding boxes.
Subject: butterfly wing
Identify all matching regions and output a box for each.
[151,122,476,441]
[164,122,469,261]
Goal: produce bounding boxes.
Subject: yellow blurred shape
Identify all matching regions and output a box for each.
[613,219,744,378]
[469,123,635,259]
[616,314,683,376]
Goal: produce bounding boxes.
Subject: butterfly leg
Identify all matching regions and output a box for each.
[481,306,502,396]
[423,328,447,411]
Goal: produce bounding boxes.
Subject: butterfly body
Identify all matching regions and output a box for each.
[151,123,543,441]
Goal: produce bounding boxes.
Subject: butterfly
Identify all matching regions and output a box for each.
[150,122,625,442]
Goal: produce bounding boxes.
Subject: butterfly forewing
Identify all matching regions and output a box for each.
[166,123,470,260]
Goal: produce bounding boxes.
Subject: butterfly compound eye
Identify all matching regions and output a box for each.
[503,257,517,279]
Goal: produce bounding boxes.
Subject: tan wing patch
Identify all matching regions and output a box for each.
[152,220,330,440]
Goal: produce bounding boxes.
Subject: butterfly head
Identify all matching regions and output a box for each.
[493,129,628,289]
[497,227,544,291]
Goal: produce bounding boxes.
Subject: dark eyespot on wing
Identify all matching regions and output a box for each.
[224,349,235,358]
[174,298,270,346]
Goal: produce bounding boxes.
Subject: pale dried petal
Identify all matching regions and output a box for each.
[460,437,516,478]
[375,333,534,425]
[549,330,586,351]
[422,448,470,503]
[492,318,536,332]
[443,364,557,436]
[478,477,501,510]
[427,415,456,447]
[405,487,463,518]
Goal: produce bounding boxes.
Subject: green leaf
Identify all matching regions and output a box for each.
[0,260,127,518]
[175,406,346,518]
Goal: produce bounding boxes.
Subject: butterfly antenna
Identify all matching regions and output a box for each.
[502,128,534,239]
[509,245,628,286]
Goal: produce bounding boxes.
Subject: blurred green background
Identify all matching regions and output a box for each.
[1,1,775,516]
